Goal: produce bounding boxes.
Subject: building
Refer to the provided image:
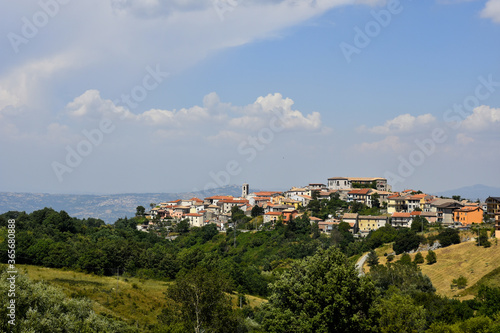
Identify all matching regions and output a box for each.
[328,177,352,190]
[495,214,500,239]
[242,183,249,198]
[453,206,483,225]
[348,177,389,191]
[185,213,204,227]
[357,215,388,235]
[391,212,413,228]
[486,197,500,219]
[341,213,358,229]
[347,188,373,207]
[434,201,463,226]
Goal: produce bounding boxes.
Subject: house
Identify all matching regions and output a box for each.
[358,215,388,235]
[264,211,282,223]
[342,213,358,227]
[421,211,437,223]
[495,214,500,239]
[185,213,204,227]
[391,212,412,228]
[433,200,464,226]
[307,183,327,191]
[328,177,352,190]
[348,177,389,191]
[347,188,373,207]
[486,197,500,219]
[387,194,406,214]
[220,199,249,214]
[169,206,190,219]
[453,206,483,225]
[285,187,311,198]
[406,194,427,211]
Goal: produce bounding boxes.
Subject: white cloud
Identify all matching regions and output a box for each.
[456,133,475,145]
[63,90,325,141]
[355,135,407,152]
[461,105,500,131]
[363,113,436,134]
[481,0,500,23]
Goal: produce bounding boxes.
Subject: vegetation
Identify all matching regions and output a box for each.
[3,207,500,332]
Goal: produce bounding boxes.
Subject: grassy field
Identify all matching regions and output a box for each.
[363,237,500,300]
[17,265,267,330]
[18,265,170,329]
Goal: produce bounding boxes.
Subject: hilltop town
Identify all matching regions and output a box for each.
[139,177,500,238]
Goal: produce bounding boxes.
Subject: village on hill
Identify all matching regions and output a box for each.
[137,177,500,239]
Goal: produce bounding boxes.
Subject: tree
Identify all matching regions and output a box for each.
[367,250,379,267]
[376,292,427,333]
[426,250,437,265]
[410,216,429,233]
[451,276,468,289]
[452,195,462,202]
[371,193,381,209]
[135,205,146,217]
[437,228,460,247]
[251,205,264,217]
[476,229,491,248]
[261,247,376,332]
[414,252,424,264]
[393,230,423,255]
[174,219,190,234]
[398,253,412,266]
[369,262,435,295]
[163,267,239,333]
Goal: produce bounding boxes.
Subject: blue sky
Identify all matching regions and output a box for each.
[1,0,500,195]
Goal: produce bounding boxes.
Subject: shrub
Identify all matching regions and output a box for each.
[414,252,424,264]
[426,250,437,265]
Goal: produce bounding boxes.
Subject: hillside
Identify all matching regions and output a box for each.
[433,184,500,202]
[366,238,500,300]
[0,185,255,223]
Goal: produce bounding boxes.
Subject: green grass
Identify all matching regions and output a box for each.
[18,264,172,329]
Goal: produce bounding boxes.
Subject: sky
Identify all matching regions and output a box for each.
[1,0,500,195]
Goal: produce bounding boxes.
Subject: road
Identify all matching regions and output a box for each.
[355,253,369,277]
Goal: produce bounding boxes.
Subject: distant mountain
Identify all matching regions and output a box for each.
[0,185,253,223]
[433,184,500,202]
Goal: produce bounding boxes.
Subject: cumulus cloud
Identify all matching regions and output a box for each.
[63,90,325,141]
[362,113,436,135]
[460,105,500,131]
[355,135,407,152]
[456,133,475,145]
[481,0,500,23]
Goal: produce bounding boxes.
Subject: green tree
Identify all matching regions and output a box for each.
[371,193,381,209]
[437,229,460,247]
[451,276,468,290]
[414,252,425,264]
[398,253,413,266]
[135,205,146,217]
[174,219,190,234]
[393,230,423,255]
[261,247,376,332]
[164,267,239,333]
[367,250,379,267]
[411,216,429,233]
[476,229,491,248]
[369,262,435,295]
[375,292,427,333]
[251,205,265,217]
[426,250,437,265]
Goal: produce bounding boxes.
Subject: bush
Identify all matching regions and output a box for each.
[426,250,437,265]
[437,229,460,248]
[414,252,424,264]
[451,276,468,289]
[393,230,423,255]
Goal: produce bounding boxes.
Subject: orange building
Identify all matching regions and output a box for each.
[495,214,500,239]
[453,206,483,225]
